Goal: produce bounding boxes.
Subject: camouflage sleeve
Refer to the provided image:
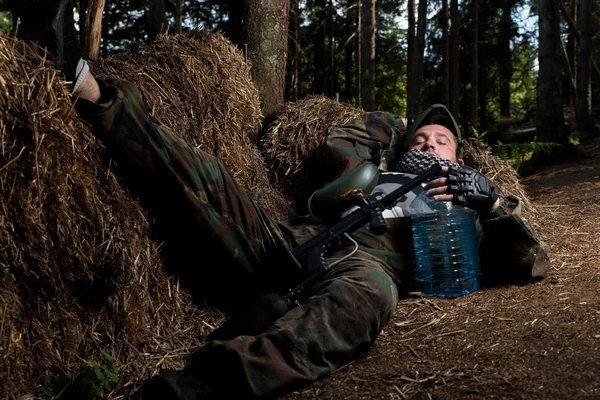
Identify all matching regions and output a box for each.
[320,112,407,182]
[478,195,551,286]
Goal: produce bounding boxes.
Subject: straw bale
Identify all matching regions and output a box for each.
[92,30,291,220]
[462,139,536,220]
[0,34,221,399]
[261,95,366,213]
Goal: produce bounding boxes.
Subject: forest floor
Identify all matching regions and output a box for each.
[281,135,600,400]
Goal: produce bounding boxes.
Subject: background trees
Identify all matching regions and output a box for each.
[1,0,598,165]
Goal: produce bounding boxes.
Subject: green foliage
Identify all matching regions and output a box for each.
[44,350,119,400]
[495,138,561,169]
[0,11,12,34]
[470,128,490,151]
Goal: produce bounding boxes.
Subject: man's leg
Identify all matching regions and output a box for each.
[13,2,299,301]
[73,77,303,306]
[147,251,399,398]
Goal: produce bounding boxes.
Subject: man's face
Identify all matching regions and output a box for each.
[409,124,463,164]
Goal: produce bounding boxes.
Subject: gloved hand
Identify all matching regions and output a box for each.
[446,165,499,213]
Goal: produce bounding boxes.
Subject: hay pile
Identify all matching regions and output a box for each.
[0,34,220,398]
[93,30,291,220]
[463,139,536,219]
[261,95,365,212]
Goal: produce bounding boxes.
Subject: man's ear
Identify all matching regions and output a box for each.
[458,158,464,166]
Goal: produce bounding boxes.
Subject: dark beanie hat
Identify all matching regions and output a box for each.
[401,103,463,158]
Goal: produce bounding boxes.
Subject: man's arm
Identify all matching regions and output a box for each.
[319,112,407,182]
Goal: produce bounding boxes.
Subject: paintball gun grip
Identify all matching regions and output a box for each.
[369,206,387,235]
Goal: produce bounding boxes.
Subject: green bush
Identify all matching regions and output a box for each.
[495,139,561,169]
[44,350,119,400]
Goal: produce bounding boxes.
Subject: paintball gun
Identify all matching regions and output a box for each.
[207,161,442,342]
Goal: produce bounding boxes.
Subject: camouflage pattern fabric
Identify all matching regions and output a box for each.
[74,79,401,397]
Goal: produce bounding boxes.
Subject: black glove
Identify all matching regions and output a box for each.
[446,166,499,213]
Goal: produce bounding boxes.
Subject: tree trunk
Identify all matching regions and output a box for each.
[343,0,356,103]
[536,0,569,160]
[469,0,478,136]
[449,0,459,119]
[441,0,450,108]
[79,0,89,48]
[407,0,427,118]
[559,36,577,101]
[477,3,488,136]
[566,0,577,130]
[559,0,600,79]
[328,0,336,98]
[311,0,327,95]
[226,0,244,47]
[360,0,375,111]
[244,0,290,121]
[85,0,105,61]
[148,0,167,41]
[292,0,300,100]
[406,0,416,117]
[174,0,182,34]
[356,0,362,108]
[576,0,595,135]
[499,2,512,119]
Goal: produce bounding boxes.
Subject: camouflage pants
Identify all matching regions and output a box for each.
[75,79,399,397]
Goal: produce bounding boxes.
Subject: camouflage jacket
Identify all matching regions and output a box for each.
[282,112,550,292]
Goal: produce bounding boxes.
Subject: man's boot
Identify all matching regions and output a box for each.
[12,0,85,90]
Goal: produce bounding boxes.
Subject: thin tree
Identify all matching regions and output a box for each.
[312,0,327,95]
[499,2,513,120]
[575,0,596,135]
[79,0,89,46]
[407,0,416,116]
[360,0,376,110]
[244,0,291,120]
[356,0,362,107]
[565,0,578,130]
[148,0,167,41]
[85,0,105,61]
[449,0,459,118]
[536,0,570,161]
[343,0,356,103]
[407,0,427,118]
[225,0,244,47]
[469,0,478,136]
[441,0,449,107]
[174,0,182,34]
[291,0,300,100]
[328,0,335,98]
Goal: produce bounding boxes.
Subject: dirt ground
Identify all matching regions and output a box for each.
[281,136,600,400]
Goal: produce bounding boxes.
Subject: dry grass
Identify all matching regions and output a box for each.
[0,33,223,399]
[462,139,536,220]
[93,30,291,220]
